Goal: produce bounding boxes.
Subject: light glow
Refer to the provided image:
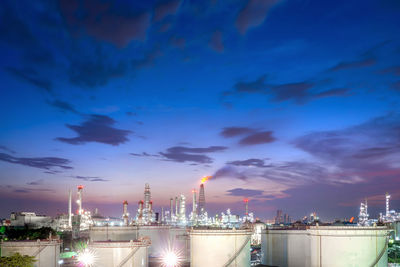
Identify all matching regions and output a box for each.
[160,246,183,267]
[201,175,212,184]
[78,249,96,267]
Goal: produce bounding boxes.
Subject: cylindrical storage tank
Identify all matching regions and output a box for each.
[308,226,389,267]
[190,228,252,267]
[0,240,61,267]
[261,226,390,267]
[89,226,138,242]
[88,239,150,267]
[261,228,310,267]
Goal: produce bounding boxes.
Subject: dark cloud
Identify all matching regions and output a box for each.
[391,81,400,91]
[209,30,224,52]
[47,99,80,114]
[234,75,267,93]
[159,146,227,164]
[236,0,281,34]
[228,158,269,168]
[231,75,350,104]
[0,3,55,67]
[132,47,163,69]
[329,58,376,72]
[68,50,127,88]
[213,165,249,180]
[380,66,400,76]
[239,131,275,145]
[59,0,151,47]
[220,127,256,138]
[226,188,264,197]
[0,153,72,170]
[27,180,45,186]
[5,67,52,93]
[56,114,131,146]
[0,145,16,154]
[130,152,159,157]
[73,176,108,182]
[170,36,185,49]
[153,0,181,22]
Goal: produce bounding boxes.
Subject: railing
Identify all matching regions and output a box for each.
[222,235,251,267]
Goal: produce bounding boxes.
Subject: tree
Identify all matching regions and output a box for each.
[0,253,36,267]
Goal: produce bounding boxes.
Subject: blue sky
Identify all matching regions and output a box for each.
[1,0,400,221]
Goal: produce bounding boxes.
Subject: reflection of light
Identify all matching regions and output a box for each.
[78,249,96,267]
[163,252,178,267]
[58,259,64,264]
[161,246,183,267]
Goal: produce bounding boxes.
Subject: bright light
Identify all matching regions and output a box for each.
[201,175,212,184]
[58,259,64,264]
[160,247,183,267]
[163,252,178,266]
[78,249,96,267]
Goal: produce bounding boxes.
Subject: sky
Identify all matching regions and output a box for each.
[1,0,400,221]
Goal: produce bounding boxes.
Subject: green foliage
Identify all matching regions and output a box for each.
[0,253,36,267]
[5,227,56,240]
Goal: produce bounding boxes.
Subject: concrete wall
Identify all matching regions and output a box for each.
[190,229,252,267]
[88,240,149,267]
[0,240,61,267]
[261,226,390,267]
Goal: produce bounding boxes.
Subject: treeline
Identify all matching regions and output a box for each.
[4,227,56,240]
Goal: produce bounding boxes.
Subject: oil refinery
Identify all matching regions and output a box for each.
[1,176,399,267]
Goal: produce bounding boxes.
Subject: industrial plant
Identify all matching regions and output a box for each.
[1,177,399,267]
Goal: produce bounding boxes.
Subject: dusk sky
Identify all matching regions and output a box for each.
[1,0,400,221]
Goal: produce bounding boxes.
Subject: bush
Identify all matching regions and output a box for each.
[0,253,36,267]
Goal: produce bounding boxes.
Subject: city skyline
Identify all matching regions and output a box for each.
[1,0,400,221]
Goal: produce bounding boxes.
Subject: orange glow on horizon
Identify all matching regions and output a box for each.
[201,175,212,184]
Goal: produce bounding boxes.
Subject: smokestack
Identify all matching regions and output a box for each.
[68,189,72,228]
[123,200,129,226]
[175,197,178,216]
[161,207,164,223]
[192,189,197,221]
[198,183,205,214]
[244,198,249,216]
[386,192,390,217]
[77,185,83,215]
[170,198,173,221]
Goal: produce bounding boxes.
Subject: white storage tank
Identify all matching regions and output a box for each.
[88,239,150,267]
[261,226,390,267]
[190,228,252,267]
[89,226,138,241]
[0,239,61,267]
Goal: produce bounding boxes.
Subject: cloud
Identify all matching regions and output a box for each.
[0,145,16,154]
[220,127,256,138]
[130,152,159,157]
[329,58,376,72]
[27,179,45,186]
[56,114,131,146]
[213,165,249,180]
[73,176,109,182]
[239,131,275,145]
[159,146,227,164]
[170,36,185,49]
[132,47,163,69]
[68,51,128,88]
[47,99,80,114]
[236,0,281,34]
[234,75,267,93]
[5,67,52,93]
[0,153,72,170]
[226,188,264,197]
[228,158,270,168]
[209,30,224,52]
[153,0,181,22]
[230,75,350,103]
[391,81,400,91]
[59,0,151,47]
[380,66,400,76]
